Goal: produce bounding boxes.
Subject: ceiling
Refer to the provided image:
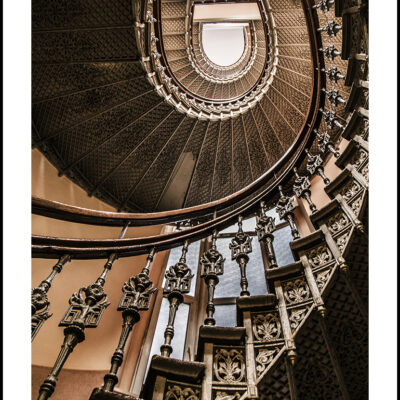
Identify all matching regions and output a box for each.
[32,0,314,213]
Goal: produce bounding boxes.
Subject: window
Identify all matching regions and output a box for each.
[214,216,269,327]
[264,208,295,267]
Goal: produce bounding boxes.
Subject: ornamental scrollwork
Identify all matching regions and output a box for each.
[350,197,363,215]
[213,348,246,383]
[289,307,309,331]
[350,148,368,169]
[293,172,311,198]
[255,347,279,376]
[118,273,156,312]
[214,392,241,400]
[361,164,369,183]
[315,270,331,291]
[252,313,282,342]
[340,180,362,201]
[165,385,200,400]
[60,284,110,328]
[327,212,350,234]
[283,279,311,304]
[308,246,333,268]
[336,231,351,254]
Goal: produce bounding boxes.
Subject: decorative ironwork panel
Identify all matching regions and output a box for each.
[213,348,246,384]
[251,312,282,342]
[307,245,333,269]
[164,383,201,400]
[282,278,311,305]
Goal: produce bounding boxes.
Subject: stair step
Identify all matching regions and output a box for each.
[89,388,140,400]
[142,356,205,399]
[197,325,246,360]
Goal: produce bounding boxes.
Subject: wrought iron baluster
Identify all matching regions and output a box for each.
[230,216,252,296]
[322,88,347,107]
[321,66,346,83]
[255,201,278,269]
[38,254,116,400]
[319,45,341,61]
[32,255,70,341]
[292,167,318,214]
[160,240,194,357]
[312,0,334,13]
[38,225,129,400]
[102,248,156,392]
[200,230,224,326]
[276,186,300,240]
[305,149,331,185]
[317,21,342,37]
[319,108,345,130]
[314,129,341,158]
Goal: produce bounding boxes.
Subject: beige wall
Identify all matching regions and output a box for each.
[32,149,169,396]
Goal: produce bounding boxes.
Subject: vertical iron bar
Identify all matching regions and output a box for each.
[200,231,224,326]
[32,255,71,341]
[102,247,156,392]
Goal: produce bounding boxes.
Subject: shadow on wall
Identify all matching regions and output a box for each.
[32,366,108,400]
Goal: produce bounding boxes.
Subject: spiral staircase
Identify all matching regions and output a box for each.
[31,0,369,399]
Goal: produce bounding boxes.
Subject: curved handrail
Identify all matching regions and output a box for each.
[32,0,325,258]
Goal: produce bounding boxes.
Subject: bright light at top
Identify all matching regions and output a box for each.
[201,23,247,67]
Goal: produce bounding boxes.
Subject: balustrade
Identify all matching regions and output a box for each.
[161,241,194,357]
[314,129,341,158]
[292,167,317,214]
[318,21,342,37]
[255,201,278,269]
[312,0,335,13]
[230,216,252,296]
[319,44,342,61]
[200,231,225,326]
[102,248,156,392]
[38,253,117,400]
[305,149,331,185]
[322,88,347,107]
[29,0,370,397]
[276,186,300,240]
[322,66,346,83]
[32,255,70,341]
[319,108,345,130]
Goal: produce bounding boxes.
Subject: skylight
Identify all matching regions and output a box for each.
[201,23,247,67]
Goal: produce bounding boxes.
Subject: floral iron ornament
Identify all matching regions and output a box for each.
[255,201,278,268]
[321,66,345,83]
[161,241,194,357]
[200,230,225,326]
[102,248,157,392]
[214,348,246,383]
[312,0,334,13]
[292,167,317,214]
[38,253,118,400]
[322,88,347,107]
[230,215,252,296]
[314,129,341,158]
[276,186,300,240]
[319,108,344,130]
[305,149,331,185]
[31,255,71,341]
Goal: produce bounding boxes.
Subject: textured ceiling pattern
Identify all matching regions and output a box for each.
[32,0,314,213]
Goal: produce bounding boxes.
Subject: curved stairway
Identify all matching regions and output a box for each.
[31,0,369,398]
[32,0,315,213]
[86,1,369,397]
